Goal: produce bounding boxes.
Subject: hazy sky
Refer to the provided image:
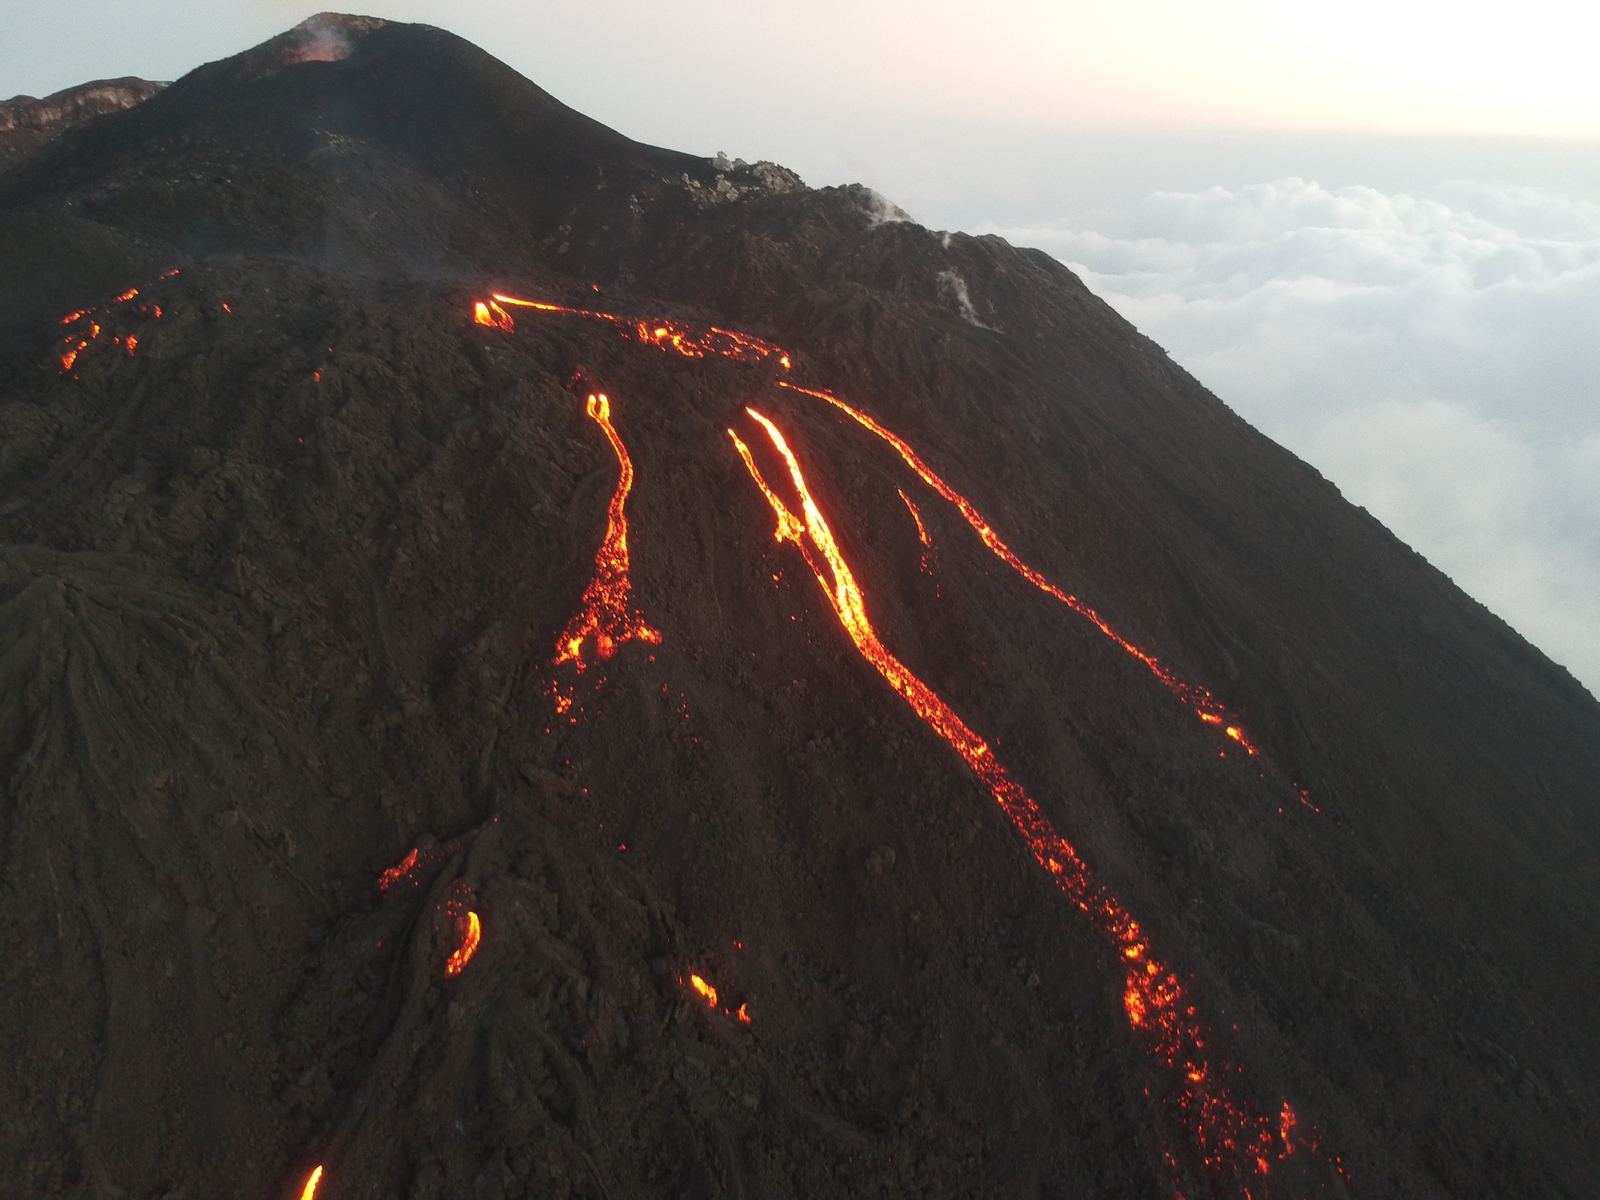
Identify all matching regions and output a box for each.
[4,2,1600,138]
[4,3,1598,694]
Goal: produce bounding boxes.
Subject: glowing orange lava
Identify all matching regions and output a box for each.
[55,274,176,377]
[690,973,718,1008]
[376,841,461,896]
[898,487,936,577]
[465,290,1267,764]
[473,299,515,332]
[378,848,420,892]
[730,407,1279,1190]
[680,970,752,1024]
[481,293,789,366]
[441,879,481,976]
[779,381,1262,758]
[445,910,481,976]
[298,1164,323,1200]
[551,393,662,673]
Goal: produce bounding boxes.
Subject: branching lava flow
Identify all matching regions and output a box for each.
[730,407,1300,1193]
[778,381,1264,758]
[472,292,1338,1189]
[472,292,1271,764]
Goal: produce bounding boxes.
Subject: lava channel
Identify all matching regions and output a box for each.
[479,292,791,367]
[779,381,1266,759]
[730,407,1288,1193]
[898,487,936,577]
[552,392,663,679]
[441,879,481,977]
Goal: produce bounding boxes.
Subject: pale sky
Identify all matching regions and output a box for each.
[4,3,1599,694]
[3,2,1599,139]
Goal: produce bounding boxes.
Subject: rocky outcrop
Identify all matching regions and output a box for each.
[0,77,164,173]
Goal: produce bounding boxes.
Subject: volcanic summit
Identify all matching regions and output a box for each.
[1,14,1597,1200]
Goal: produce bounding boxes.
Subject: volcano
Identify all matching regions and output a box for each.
[1,14,1597,1200]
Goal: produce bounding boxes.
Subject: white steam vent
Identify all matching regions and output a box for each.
[284,14,386,66]
[937,269,992,329]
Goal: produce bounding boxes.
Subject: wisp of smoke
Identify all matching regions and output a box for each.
[284,14,366,66]
[863,187,915,227]
[937,269,991,329]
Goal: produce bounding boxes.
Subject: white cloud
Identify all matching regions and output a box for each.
[983,179,1600,695]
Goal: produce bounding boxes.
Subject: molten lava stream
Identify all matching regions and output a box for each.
[551,392,662,685]
[468,293,1293,796]
[730,407,1286,1193]
[778,381,1266,761]
[480,292,791,367]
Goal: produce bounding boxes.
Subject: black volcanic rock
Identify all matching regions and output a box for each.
[1,14,1597,1200]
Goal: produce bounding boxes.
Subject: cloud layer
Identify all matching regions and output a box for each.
[984,179,1600,695]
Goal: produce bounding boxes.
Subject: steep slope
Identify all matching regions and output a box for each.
[0,15,1597,1200]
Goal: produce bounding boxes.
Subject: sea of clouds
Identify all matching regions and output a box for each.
[983,179,1600,696]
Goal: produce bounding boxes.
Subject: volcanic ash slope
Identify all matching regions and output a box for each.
[0,14,1598,1200]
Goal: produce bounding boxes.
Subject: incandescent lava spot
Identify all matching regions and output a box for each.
[54,272,179,377]
[376,840,460,896]
[680,968,752,1024]
[689,972,717,1007]
[441,880,481,977]
[473,299,514,332]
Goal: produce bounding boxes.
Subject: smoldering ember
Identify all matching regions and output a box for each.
[1,13,1597,1200]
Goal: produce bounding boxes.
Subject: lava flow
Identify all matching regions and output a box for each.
[468,290,1265,763]
[551,393,662,676]
[898,487,936,576]
[56,272,178,376]
[682,970,752,1023]
[297,1164,323,1200]
[779,381,1264,759]
[441,880,481,977]
[376,840,460,896]
[730,407,1288,1192]
[376,845,480,975]
[482,292,790,367]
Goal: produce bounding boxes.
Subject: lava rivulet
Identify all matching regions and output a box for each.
[445,910,481,976]
[441,880,481,977]
[551,393,662,674]
[730,407,1286,1192]
[482,292,790,367]
[899,488,935,576]
[778,381,1263,758]
[297,1164,323,1200]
